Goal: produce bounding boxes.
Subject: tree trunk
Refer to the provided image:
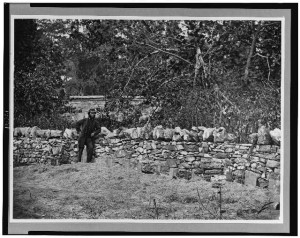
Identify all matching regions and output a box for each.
[194,47,201,88]
[243,22,262,86]
[194,46,207,88]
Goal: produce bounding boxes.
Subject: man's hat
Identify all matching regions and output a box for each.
[88,108,97,113]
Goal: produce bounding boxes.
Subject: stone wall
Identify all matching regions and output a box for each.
[13,131,281,191]
[66,95,145,112]
[63,95,146,121]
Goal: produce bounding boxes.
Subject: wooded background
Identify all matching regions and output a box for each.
[14,19,281,139]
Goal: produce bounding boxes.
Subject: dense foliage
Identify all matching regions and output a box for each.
[14,19,281,135]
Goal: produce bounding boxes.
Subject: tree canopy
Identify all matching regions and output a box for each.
[14,18,281,137]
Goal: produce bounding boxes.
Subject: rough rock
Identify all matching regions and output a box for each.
[214,152,228,159]
[179,163,192,169]
[273,202,280,210]
[50,130,63,138]
[269,128,281,145]
[182,129,191,141]
[204,169,222,175]
[177,169,192,180]
[176,144,184,150]
[266,160,280,168]
[35,129,45,138]
[263,153,277,160]
[153,126,164,140]
[193,168,204,175]
[101,127,112,136]
[18,127,31,137]
[198,126,206,132]
[191,126,199,132]
[184,144,199,152]
[136,127,145,139]
[203,128,216,142]
[201,142,209,153]
[115,149,129,158]
[226,133,237,142]
[52,146,62,155]
[233,169,245,178]
[257,178,269,188]
[257,126,272,145]
[166,158,177,168]
[268,173,280,192]
[13,128,22,137]
[213,127,227,143]
[202,162,223,169]
[248,133,258,144]
[168,168,178,178]
[25,127,33,137]
[211,175,226,182]
[131,128,139,139]
[244,170,260,187]
[225,147,234,153]
[256,145,272,152]
[28,126,40,138]
[188,130,199,142]
[164,128,174,141]
[172,133,182,142]
[141,163,155,174]
[185,156,196,162]
[174,127,183,135]
[197,131,204,141]
[44,129,51,138]
[63,128,75,139]
[115,127,127,138]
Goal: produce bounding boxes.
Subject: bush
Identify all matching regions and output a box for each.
[14,110,72,130]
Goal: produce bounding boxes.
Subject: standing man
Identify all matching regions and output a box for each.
[76,108,101,163]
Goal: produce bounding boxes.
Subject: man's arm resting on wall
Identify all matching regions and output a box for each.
[76,119,85,133]
[91,121,102,137]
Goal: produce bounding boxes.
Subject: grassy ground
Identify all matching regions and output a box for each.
[13,156,280,220]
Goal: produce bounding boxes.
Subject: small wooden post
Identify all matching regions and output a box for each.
[169,168,178,179]
[219,186,222,220]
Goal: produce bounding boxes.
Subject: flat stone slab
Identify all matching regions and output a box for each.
[214,152,228,158]
[204,169,223,174]
[244,170,260,187]
[266,160,280,168]
[184,144,199,152]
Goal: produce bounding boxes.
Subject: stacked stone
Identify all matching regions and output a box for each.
[12,125,281,191]
[13,137,78,166]
[245,144,280,190]
[93,138,280,189]
[94,140,226,179]
[223,144,252,183]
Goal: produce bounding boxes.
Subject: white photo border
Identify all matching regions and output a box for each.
[7,4,291,234]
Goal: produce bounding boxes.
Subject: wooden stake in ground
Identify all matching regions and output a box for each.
[153,199,159,219]
[219,186,222,219]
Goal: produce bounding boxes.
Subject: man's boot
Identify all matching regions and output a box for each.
[78,147,84,162]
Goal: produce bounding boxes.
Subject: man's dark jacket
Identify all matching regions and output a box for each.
[75,118,101,147]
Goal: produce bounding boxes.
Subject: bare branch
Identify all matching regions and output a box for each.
[157,76,179,90]
[137,41,194,66]
[257,202,274,214]
[122,50,159,92]
[252,53,271,83]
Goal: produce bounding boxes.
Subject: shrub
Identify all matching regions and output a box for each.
[14,110,72,130]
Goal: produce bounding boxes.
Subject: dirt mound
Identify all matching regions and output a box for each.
[13,156,280,220]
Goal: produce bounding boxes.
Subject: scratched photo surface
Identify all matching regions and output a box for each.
[12,18,282,221]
